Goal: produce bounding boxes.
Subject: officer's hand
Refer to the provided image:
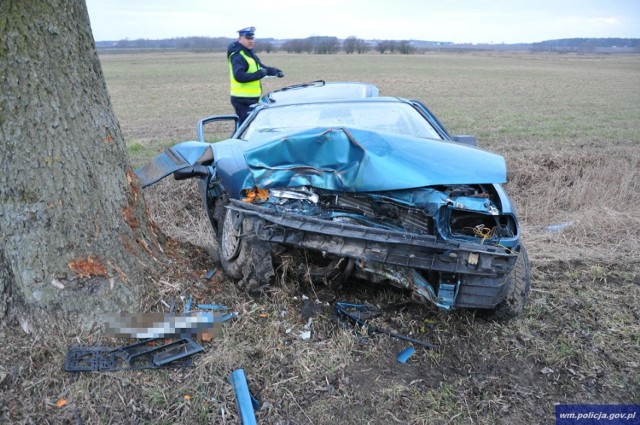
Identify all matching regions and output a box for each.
[276,70,285,78]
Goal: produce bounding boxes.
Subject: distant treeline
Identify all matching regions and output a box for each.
[531,38,640,53]
[96,36,418,54]
[99,36,233,50]
[96,36,640,54]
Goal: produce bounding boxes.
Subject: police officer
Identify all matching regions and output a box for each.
[227,26,284,123]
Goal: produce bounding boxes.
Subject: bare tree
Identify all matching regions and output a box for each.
[376,40,398,54]
[343,36,369,54]
[0,0,160,333]
[309,36,340,54]
[355,38,370,54]
[261,41,275,53]
[398,40,416,54]
[343,36,358,54]
[282,39,309,53]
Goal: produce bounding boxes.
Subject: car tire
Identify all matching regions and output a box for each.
[216,200,275,292]
[218,206,246,280]
[480,245,531,320]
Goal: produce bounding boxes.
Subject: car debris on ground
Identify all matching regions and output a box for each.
[335,302,439,349]
[64,300,236,372]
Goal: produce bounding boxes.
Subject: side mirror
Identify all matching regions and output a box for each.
[452,135,477,147]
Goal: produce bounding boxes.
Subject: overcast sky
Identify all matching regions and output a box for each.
[85,0,640,44]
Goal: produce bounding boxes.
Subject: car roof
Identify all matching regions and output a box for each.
[259,80,380,105]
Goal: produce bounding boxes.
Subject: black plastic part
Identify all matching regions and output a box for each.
[152,338,203,366]
[64,338,201,372]
[173,165,210,181]
[335,302,438,349]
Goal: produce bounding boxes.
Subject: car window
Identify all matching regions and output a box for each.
[263,82,379,104]
[241,101,443,141]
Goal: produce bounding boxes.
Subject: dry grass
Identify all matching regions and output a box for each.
[506,147,640,265]
[144,179,217,254]
[2,51,639,424]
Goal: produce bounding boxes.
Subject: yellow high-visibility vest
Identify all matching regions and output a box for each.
[229,50,262,97]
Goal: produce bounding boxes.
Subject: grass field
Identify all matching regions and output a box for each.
[103,52,640,155]
[2,51,639,424]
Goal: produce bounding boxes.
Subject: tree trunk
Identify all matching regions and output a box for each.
[0,0,161,334]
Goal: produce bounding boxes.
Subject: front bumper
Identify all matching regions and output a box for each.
[227,199,517,309]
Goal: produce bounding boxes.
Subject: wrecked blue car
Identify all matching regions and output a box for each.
[137,81,531,320]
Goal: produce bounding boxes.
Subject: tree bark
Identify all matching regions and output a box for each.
[0,0,161,333]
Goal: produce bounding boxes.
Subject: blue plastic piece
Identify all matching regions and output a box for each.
[197,303,227,310]
[408,270,460,311]
[396,346,416,363]
[436,283,457,309]
[228,369,257,425]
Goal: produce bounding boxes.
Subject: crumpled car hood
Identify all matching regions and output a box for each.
[134,127,507,196]
[243,127,506,192]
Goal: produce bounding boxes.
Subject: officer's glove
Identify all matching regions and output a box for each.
[276,70,285,78]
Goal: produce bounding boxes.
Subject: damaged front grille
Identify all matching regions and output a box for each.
[397,208,433,235]
[331,194,433,235]
[334,194,376,216]
[258,185,516,246]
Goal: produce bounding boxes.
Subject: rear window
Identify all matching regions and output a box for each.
[262,82,379,104]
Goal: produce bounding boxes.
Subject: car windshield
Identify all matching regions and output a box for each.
[241,101,443,141]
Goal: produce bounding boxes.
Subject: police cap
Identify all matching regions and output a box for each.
[237,26,256,37]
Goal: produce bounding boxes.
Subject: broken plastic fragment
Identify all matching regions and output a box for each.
[396,346,416,363]
[335,302,438,349]
[152,337,203,365]
[197,303,228,310]
[64,338,199,372]
[544,222,573,233]
[299,330,311,340]
[269,187,319,203]
[51,278,65,289]
[184,296,193,313]
[228,369,257,425]
[242,186,269,203]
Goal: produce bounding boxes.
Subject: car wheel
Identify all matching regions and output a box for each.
[480,245,531,320]
[218,207,247,280]
[216,202,276,292]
